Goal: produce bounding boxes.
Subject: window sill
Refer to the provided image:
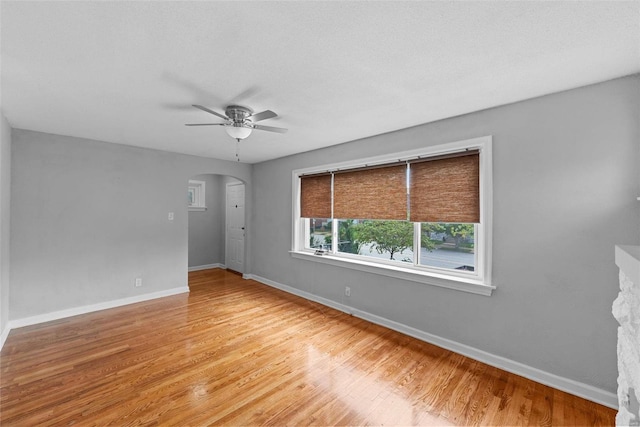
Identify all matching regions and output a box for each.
[290,250,495,296]
[188,206,207,212]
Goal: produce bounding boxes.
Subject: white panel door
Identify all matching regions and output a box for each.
[225,183,245,273]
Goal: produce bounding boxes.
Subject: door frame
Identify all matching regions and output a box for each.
[225,181,246,274]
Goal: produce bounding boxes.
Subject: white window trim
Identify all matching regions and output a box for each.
[188,180,207,211]
[291,135,494,296]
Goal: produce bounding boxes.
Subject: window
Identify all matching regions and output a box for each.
[308,217,332,250]
[420,223,476,271]
[336,219,414,263]
[292,136,494,296]
[188,180,206,211]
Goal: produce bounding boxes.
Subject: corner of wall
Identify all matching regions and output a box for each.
[0,111,12,351]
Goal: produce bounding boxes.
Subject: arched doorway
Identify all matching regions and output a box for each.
[187,174,244,274]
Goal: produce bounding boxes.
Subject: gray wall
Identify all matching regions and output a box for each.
[10,130,251,320]
[250,75,640,393]
[0,112,11,336]
[188,174,225,268]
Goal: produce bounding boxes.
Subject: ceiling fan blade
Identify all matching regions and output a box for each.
[253,124,288,134]
[185,123,227,126]
[192,104,229,120]
[250,110,277,122]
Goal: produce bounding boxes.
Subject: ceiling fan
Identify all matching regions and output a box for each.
[186,104,288,142]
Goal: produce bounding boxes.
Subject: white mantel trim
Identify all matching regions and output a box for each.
[613,244,640,425]
[615,245,640,286]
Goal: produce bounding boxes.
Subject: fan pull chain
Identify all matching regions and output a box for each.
[235,138,240,162]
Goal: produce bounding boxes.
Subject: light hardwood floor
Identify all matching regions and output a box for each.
[1,269,615,426]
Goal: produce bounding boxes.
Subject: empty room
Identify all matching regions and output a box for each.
[1,1,639,426]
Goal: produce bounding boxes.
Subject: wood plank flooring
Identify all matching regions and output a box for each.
[1,269,615,426]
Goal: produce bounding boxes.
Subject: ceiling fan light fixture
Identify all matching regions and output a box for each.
[225,124,252,140]
[187,104,286,144]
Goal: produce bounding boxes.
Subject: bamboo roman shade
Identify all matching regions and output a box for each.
[409,152,480,223]
[333,165,407,220]
[300,150,480,223]
[300,174,332,218]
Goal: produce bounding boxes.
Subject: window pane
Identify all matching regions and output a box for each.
[306,218,332,250]
[336,219,361,255]
[338,219,414,264]
[420,223,475,271]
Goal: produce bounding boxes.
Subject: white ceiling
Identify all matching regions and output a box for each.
[1,1,639,164]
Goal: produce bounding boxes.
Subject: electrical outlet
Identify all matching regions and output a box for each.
[168,212,174,221]
[345,286,351,297]
[135,277,142,287]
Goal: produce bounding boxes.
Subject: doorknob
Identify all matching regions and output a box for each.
[241,227,245,230]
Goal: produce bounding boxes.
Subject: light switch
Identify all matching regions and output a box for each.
[168,212,174,221]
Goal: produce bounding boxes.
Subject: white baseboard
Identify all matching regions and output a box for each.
[188,263,225,272]
[245,273,617,410]
[0,324,10,350]
[7,286,190,331]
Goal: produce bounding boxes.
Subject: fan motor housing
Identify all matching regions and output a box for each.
[225,105,253,122]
